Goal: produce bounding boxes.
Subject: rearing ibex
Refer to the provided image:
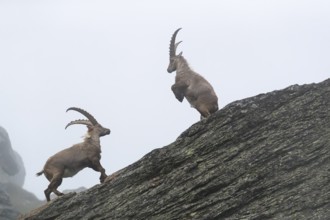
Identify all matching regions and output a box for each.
[167,28,218,118]
[36,107,110,201]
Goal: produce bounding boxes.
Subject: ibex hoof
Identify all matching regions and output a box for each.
[100,175,107,183]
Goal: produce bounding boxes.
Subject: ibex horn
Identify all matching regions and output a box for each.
[65,119,93,129]
[169,28,182,58]
[66,107,98,125]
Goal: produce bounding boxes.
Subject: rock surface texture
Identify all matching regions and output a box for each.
[21,79,330,220]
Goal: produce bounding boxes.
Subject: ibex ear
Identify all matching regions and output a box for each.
[178,52,183,56]
[87,125,93,131]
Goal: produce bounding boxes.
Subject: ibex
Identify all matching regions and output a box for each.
[167,28,218,118]
[36,107,110,201]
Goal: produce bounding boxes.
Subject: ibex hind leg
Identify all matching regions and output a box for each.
[54,189,64,196]
[197,105,211,120]
[44,188,52,202]
[45,174,63,201]
[44,188,63,202]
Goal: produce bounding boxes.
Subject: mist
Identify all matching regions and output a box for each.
[1,0,329,199]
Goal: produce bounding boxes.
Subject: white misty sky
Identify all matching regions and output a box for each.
[0,0,329,200]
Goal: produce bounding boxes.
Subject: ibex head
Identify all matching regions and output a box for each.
[65,107,110,137]
[167,28,183,73]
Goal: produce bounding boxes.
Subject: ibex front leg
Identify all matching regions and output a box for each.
[171,81,188,102]
[90,158,107,183]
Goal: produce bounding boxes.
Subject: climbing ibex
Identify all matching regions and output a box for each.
[167,28,218,118]
[36,107,110,201]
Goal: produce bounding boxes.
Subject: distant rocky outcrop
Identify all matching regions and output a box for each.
[0,126,25,187]
[21,79,330,220]
[0,186,20,220]
[0,126,43,219]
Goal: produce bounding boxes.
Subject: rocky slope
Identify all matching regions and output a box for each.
[21,79,330,220]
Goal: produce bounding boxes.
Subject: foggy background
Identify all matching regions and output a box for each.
[0,0,329,200]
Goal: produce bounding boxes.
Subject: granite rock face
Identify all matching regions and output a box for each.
[21,79,330,220]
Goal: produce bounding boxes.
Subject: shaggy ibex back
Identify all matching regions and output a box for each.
[167,28,218,118]
[36,107,110,201]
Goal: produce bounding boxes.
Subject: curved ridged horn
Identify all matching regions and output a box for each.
[66,107,98,125]
[175,41,182,52]
[65,119,93,129]
[169,28,182,58]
